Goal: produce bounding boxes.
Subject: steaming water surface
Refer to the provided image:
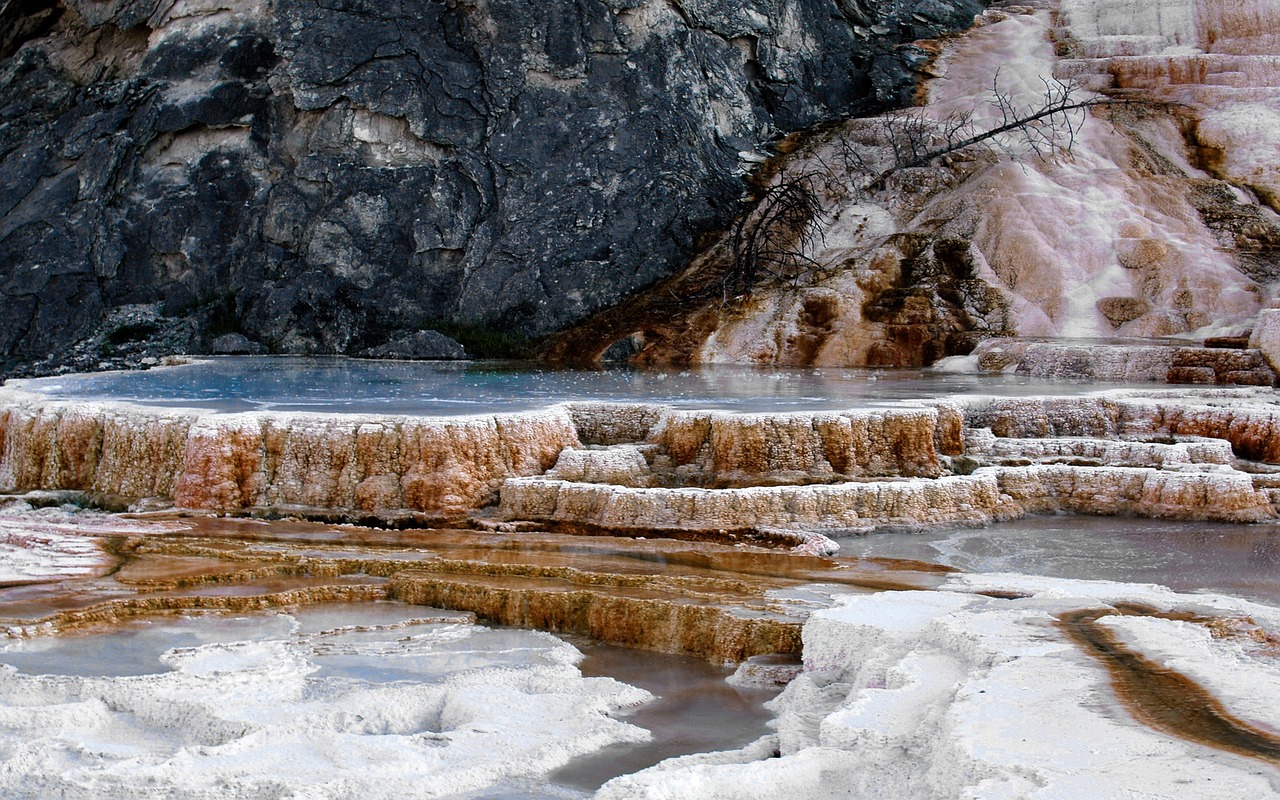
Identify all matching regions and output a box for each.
[11,355,1133,414]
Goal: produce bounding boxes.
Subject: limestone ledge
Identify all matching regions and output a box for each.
[959,389,1280,462]
[963,428,1236,469]
[0,391,962,518]
[500,474,1006,534]
[0,393,578,518]
[501,459,1272,534]
[3,386,1280,531]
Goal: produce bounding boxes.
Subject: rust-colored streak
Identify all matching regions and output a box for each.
[1057,607,1280,765]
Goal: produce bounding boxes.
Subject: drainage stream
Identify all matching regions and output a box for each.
[1057,603,1280,765]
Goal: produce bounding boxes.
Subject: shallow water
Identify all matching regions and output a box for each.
[0,602,776,798]
[0,604,475,678]
[9,355,1122,415]
[549,643,782,791]
[836,516,1280,605]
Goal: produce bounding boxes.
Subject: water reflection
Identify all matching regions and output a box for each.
[549,643,781,791]
[9,356,1113,415]
[836,516,1280,605]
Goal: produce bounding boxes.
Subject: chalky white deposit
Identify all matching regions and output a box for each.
[0,616,650,799]
[601,575,1280,799]
[0,504,151,583]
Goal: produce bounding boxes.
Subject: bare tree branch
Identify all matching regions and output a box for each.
[727,172,826,299]
[728,74,1116,298]
[849,72,1115,190]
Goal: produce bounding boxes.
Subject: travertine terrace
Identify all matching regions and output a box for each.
[5,383,1280,545]
[0,511,949,663]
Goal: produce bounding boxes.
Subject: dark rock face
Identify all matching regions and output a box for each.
[0,0,982,375]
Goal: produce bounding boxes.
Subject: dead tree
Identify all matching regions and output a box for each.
[844,71,1109,189]
[727,73,1109,298]
[726,171,827,299]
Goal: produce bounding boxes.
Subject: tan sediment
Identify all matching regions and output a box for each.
[5,584,391,637]
[0,516,950,660]
[389,571,802,662]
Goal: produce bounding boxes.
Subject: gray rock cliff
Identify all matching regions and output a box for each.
[0,0,982,374]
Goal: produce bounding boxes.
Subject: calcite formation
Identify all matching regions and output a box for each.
[0,390,579,519]
[499,474,1006,535]
[599,574,1280,798]
[5,382,1280,538]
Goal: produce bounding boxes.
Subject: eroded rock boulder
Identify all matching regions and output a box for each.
[360,330,467,361]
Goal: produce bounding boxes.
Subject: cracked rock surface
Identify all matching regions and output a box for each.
[0,0,982,376]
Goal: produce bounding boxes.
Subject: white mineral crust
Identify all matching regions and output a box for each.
[599,575,1280,799]
[0,623,650,798]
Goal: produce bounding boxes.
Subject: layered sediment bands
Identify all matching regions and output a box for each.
[0,395,580,517]
[961,391,1280,463]
[964,428,1236,469]
[389,572,800,663]
[6,584,391,637]
[500,474,1006,533]
[0,514,950,661]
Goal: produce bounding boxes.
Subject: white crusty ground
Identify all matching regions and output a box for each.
[600,574,1280,799]
[0,620,650,799]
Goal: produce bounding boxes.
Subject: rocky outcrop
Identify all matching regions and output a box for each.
[359,330,467,361]
[0,0,983,376]
[551,1,1280,368]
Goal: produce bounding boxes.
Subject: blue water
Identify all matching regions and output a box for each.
[8,356,1116,415]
